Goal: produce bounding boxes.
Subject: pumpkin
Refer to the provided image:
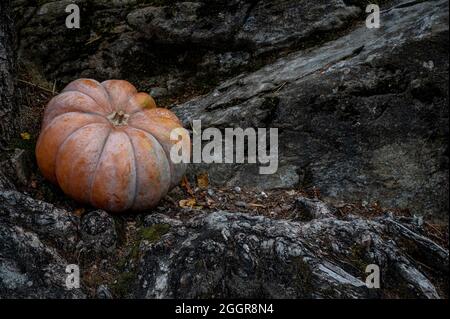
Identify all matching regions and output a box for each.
[36,79,190,212]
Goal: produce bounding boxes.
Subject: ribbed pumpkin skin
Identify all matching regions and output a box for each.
[36,79,190,213]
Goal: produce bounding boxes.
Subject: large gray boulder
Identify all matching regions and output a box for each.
[120,204,448,298]
[173,0,449,219]
[1,190,447,298]
[11,1,393,95]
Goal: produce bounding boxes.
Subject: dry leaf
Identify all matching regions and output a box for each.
[196,172,209,189]
[73,208,85,217]
[179,198,196,208]
[205,196,215,207]
[180,176,194,196]
[20,132,31,140]
[248,203,266,208]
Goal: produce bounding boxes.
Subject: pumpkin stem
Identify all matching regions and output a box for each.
[107,110,129,126]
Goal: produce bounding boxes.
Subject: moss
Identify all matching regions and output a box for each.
[111,271,136,298]
[111,224,171,297]
[139,223,171,243]
[115,223,170,269]
[349,243,368,274]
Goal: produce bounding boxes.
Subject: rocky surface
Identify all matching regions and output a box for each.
[132,210,448,298]
[0,190,84,298]
[174,0,449,219]
[11,0,399,101]
[0,189,448,298]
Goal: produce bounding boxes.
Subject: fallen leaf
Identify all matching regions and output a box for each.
[196,172,209,189]
[73,208,85,217]
[205,196,215,207]
[179,198,196,208]
[20,132,31,140]
[180,176,194,196]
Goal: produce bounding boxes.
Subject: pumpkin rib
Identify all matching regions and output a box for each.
[127,125,171,167]
[88,128,112,205]
[131,108,182,125]
[101,80,137,111]
[43,111,109,132]
[122,94,143,115]
[127,113,189,188]
[124,131,139,211]
[125,125,184,190]
[62,89,112,115]
[125,127,172,210]
[53,122,108,173]
[89,131,138,212]
[54,123,110,192]
[63,79,114,113]
[126,93,156,115]
[54,124,111,204]
[43,92,109,127]
[36,113,108,184]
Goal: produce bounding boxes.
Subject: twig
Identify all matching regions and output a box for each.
[274,81,287,93]
[18,79,58,94]
[85,35,102,45]
[425,221,444,238]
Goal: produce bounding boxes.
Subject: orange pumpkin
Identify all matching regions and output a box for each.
[36,79,190,212]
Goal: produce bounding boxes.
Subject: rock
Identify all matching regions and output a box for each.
[173,0,449,218]
[126,1,251,47]
[11,0,393,88]
[199,51,251,75]
[0,185,447,299]
[235,200,247,208]
[149,87,168,99]
[0,191,85,298]
[235,0,360,53]
[0,171,15,191]
[0,149,32,188]
[96,284,113,299]
[10,149,31,186]
[78,210,118,258]
[0,190,80,252]
[293,196,334,221]
[0,224,85,298]
[130,209,447,298]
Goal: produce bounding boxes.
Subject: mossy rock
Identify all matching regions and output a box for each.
[139,223,171,243]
